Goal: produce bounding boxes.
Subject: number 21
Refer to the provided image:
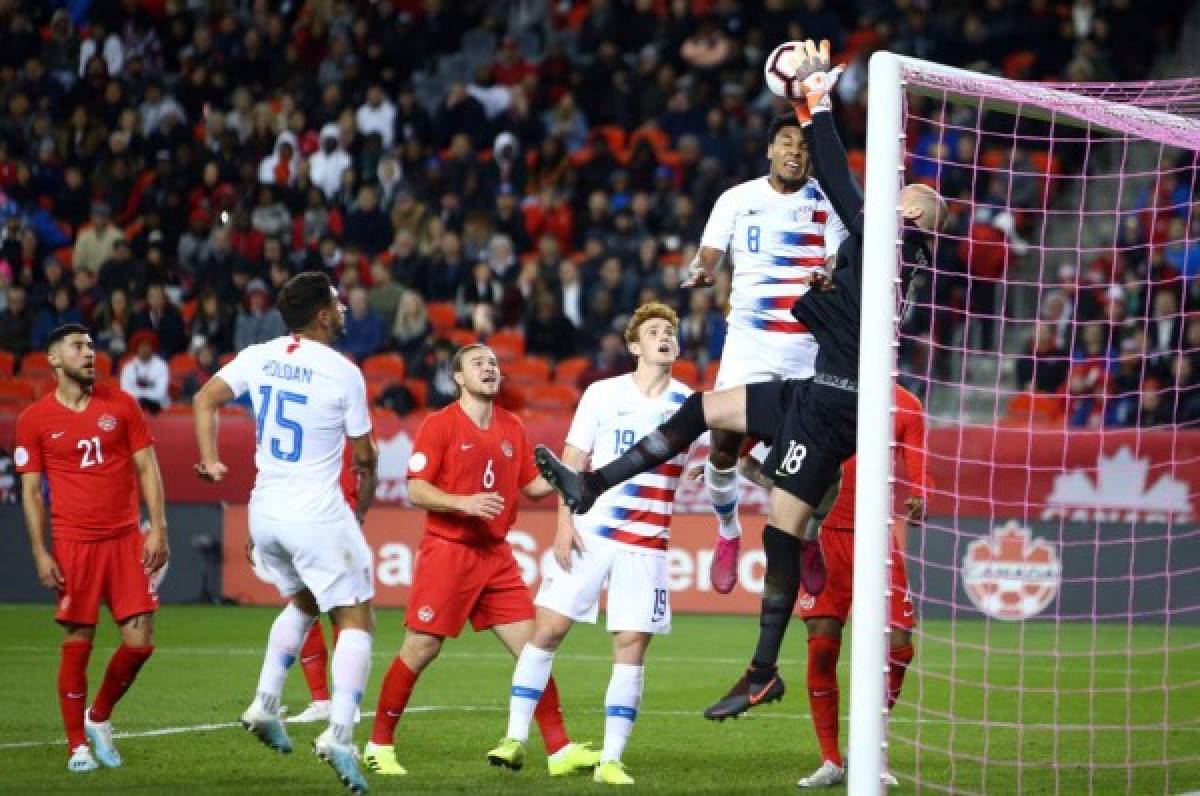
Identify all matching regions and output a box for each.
[78,436,104,468]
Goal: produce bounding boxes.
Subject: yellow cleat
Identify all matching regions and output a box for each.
[362,741,407,776]
[547,741,601,777]
[594,760,635,785]
[486,737,526,771]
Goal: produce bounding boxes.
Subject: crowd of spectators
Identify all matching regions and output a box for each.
[0,0,1192,423]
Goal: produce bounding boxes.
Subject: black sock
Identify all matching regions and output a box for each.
[585,391,708,493]
[749,525,801,682]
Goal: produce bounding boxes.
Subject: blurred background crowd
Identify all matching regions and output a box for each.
[0,0,1195,427]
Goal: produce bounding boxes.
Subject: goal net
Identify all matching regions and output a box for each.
[852,53,1200,794]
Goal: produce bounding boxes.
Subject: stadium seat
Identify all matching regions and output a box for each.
[555,356,590,387]
[163,403,194,415]
[362,353,406,382]
[427,302,457,334]
[404,379,428,409]
[448,329,478,348]
[0,350,13,377]
[1003,393,1066,426]
[218,353,236,368]
[93,351,112,379]
[702,361,721,388]
[672,360,699,387]
[19,352,54,378]
[0,380,36,402]
[504,356,552,385]
[524,383,580,412]
[169,352,198,377]
[486,329,525,361]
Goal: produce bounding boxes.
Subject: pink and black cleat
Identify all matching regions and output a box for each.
[710,536,741,594]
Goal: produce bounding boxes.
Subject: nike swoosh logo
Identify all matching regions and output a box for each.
[51,432,65,439]
[811,689,834,698]
[67,692,85,699]
[747,677,779,705]
[461,443,473,450]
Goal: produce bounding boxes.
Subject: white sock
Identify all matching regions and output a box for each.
[255,603,316,714]
[706,461,741,540]
[329,628,372,745]
[601,663,644,763]
[506,644,555,743]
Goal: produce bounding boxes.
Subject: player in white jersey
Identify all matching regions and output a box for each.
[193,272,378,794]
[489,303,691,786]
[682,114,848,594]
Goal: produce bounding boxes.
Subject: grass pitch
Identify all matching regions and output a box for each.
[1,604,1197,794]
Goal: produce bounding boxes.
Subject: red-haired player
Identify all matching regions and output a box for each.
[15,323,169,772]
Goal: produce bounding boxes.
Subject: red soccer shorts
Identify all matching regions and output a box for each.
[405,535,535,637]
[53,528,158,625]
[798,527,915,630]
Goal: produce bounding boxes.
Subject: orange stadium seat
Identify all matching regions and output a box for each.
[554,356,590,387]
[93,351,112,379]
[20,352,54,378]
[448,329,478,348]
[504,356,552,385]
[524,383,580,412]
[362,353,406,382]
[702,361,721,388]
[169,352,198,377]
[0,350,13,377]
[0,380,36,403]
[404,379,428,409]
[427,302,457,334]
[672,360,699,387]
[486,329,525,361]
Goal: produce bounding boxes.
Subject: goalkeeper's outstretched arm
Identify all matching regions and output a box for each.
[803,111,864,238]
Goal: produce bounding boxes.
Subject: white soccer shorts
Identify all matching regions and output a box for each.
[249,504,374,612]
[714,323,818,388]
[535,534,671,634]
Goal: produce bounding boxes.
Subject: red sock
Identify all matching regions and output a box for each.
[533,676,569,755]
[807,634,842,767]
[888,643,914,709]
[299,622,330,702]
[370,657,418,745]
[89,644,153,723]
[59,639,92,751]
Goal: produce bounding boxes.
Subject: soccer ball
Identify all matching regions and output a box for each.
[764,41,804,101]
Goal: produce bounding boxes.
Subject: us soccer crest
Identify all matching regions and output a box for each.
[962,521,1061,621]
[97,414,117,432]
[501,440,514,458]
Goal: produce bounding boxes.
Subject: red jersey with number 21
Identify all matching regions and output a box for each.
[407,402,538,546]
[13,384,154,541]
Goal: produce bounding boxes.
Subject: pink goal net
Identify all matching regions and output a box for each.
[886,66,1200,793]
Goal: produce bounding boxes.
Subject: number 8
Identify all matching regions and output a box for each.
[748,225,760,252]
[482,459,495,489]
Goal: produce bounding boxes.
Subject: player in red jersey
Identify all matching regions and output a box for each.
[363,343,599,778]
[14,323,169,773]
[721,384,927,788]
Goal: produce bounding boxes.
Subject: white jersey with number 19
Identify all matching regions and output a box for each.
[216,334,372,523]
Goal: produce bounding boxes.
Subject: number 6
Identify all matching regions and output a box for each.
[483,458,495,489]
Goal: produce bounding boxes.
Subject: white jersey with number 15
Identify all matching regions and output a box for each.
[216,334,371,523]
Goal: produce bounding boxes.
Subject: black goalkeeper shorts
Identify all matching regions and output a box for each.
[744,379,857,508]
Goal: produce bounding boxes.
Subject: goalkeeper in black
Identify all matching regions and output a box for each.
[533,38,946,745]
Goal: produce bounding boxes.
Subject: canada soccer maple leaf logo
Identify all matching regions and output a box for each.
[962,521,1061,621]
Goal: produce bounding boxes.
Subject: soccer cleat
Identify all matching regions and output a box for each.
[799,538,827,596]
[703,668,786,721]
[84,712,122,768]
[534,445,597,514]
[547,741,601,776]
[710,535,741,594]
[67,744,98,773]
[486,737,526,771]
[593,760,635,785]
[314,728,369,793]
[363,741,407,776]
[240,702,293,754]
[287,700,331,723]
[883,770,899,786]
[797,759,845,788]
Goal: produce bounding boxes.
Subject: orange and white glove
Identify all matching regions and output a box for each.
[790,39,844,123]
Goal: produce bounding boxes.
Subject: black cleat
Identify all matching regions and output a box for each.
[703,669,786,721]
[534,445,597,514]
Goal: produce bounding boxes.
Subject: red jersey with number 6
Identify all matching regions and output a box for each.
[13,385,154,541]
[407,402,538,546]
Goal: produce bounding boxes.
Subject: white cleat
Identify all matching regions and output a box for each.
[883,770,899,787]
[240,701,293,754]
[84,713,122,767]
[797,760,845,788]
[67,744,98,772]
[288,700,331,723]
[314,727,369,793]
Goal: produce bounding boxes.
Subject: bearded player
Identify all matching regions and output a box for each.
[489,303,692,786]
[683,113,848,594]
[15,323,169,773]
[363,343,598,778]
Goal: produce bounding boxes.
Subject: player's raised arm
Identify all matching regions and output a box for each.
[348,432,378,525]
[132,446,169,574]
[192,375,236,482]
